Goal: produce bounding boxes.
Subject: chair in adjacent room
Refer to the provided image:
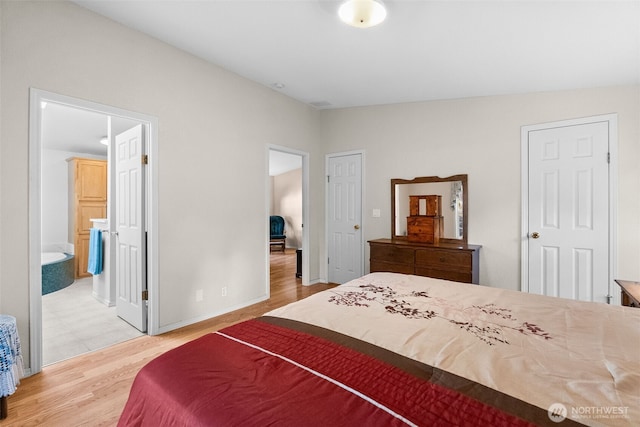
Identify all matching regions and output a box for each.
[269,216,286,252]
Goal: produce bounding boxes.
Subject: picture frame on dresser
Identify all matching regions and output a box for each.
[370,174,481,284]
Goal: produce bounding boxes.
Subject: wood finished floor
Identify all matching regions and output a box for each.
[4,250,336,427]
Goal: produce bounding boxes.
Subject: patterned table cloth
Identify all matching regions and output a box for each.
[0,315,23,397]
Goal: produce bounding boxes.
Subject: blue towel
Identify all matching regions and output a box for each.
[87,228,103,275]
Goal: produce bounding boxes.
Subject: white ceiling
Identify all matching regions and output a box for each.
[269,150,302,176]
[43,1,640,158]
[74,0,640,109]
[41,102,141,156]
[42,102,108,156]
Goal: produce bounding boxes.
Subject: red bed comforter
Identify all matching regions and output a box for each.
[118,316,566,426]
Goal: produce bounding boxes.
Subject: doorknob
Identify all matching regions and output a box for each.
[531,232,540,239]
[354,224,360,230]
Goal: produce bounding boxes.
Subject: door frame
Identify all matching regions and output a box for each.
[266,145,310,286]
[325,150,365,284]
[520,114,618,303]
[28,88,159,374]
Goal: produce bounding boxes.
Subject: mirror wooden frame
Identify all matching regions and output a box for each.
[391,174,468,244]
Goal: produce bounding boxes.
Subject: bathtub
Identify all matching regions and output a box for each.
[41,252,75,295]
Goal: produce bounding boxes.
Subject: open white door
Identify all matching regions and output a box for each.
[115,124,147,331]
[327,153,363,284]
[524,119,611,303]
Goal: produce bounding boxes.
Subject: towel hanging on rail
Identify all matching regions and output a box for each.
[87,228,103,275]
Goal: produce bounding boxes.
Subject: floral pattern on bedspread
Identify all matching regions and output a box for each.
[267,273,640,427]
[328,284,551,345]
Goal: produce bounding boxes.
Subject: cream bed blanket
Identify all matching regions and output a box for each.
[267,273,640,426]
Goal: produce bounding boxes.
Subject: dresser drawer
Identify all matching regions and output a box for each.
[415,249,471,269]
[371,261,415,275]
[415,267,472,283]
[368,239,481,285]
[406,216,440,244]
[370,244,414,264]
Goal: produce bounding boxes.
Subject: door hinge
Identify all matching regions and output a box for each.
[327,175,330,183]
[607,152,610,164]
[142,154,148,165]
[606,294,612,304]
[142,290,149,300]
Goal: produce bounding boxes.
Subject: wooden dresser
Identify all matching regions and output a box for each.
[68,157,107,278]
[369,238,481,284]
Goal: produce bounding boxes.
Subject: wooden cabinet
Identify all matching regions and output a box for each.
[369,238,481,284]
[407,216,442,244]
[68,158,107,278]
[406,195,443,244]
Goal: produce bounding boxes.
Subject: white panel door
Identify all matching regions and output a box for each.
[115,124,147,331]
[527,121,609,302]
[328,154,363,284]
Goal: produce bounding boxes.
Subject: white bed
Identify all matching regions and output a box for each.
[119,272,640,426]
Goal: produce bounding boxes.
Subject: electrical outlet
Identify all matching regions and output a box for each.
[221,287,227,297]
[372,208,381,218]
[196,289,203,302]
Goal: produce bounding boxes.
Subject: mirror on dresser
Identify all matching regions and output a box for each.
[391,174,468,244]
[369,174,480,284]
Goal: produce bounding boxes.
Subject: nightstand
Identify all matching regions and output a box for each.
[614,280,640,308]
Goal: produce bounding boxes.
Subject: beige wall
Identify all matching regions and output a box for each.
[272,168,303,249]
[0,1,323,368]
[320,85,640,291]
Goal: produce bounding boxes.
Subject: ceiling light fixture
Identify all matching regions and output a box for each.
[99,137,109,146]
[338,0,387,28]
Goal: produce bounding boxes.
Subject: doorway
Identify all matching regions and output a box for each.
[267,146,309,290]
[29,89,159,374]
[39,103,144,365]
[521,114,617,304]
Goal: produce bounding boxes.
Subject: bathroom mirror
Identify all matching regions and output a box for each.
[391,174,468,244]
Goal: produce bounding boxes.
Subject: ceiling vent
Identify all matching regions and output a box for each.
[309,101,332,109]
